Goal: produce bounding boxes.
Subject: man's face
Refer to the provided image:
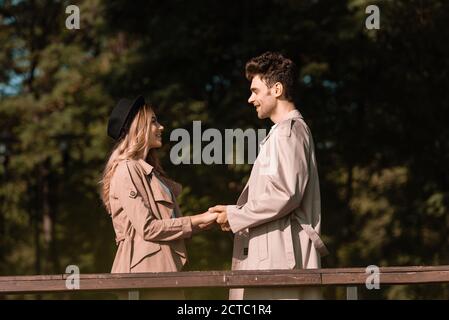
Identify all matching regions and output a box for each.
[248,75,277,119]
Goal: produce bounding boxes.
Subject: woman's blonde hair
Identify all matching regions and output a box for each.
[100,104,166,213]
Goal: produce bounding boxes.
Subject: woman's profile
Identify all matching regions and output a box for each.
[100,95,217,299]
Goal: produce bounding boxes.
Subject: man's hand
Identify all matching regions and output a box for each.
[208,205,231,232]
[218,221,231,232]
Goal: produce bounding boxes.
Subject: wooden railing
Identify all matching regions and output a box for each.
[1,266,449,299]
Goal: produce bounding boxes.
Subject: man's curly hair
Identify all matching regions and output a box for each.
[245,52,298,102]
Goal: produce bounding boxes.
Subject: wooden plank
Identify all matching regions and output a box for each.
[319,265,449,274]
[74,272,321,290]
[4,266,448,282]
[0,279,69,293]
[322,273,370,285]
[222,273,322,287]
[377,271,449,284]
[0,271,320,294]
[322,271,449,285]
[0,274,64,282]
[2,267,449,294]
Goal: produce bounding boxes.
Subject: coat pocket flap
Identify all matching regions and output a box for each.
[130,239,162,269]
[170,239,187,258]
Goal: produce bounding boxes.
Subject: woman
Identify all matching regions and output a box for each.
[100,95,217,299]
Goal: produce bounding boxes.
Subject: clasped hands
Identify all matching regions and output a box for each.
[208,205,231,231]
[189,205,231,232]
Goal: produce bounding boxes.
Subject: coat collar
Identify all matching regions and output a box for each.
[136,159,174,205]
[280,109,303,122]
[260,109,303,146]
[137,159,154,175]
[135,159,182,205]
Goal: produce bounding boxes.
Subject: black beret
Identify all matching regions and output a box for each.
[107,95,145,140]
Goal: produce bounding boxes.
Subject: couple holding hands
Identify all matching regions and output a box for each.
[100,52,328,300]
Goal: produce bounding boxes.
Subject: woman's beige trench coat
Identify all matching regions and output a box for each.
[109,159,192,274]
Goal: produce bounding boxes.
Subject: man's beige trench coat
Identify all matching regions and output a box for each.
[227,109,329,300]
[109,159,192,274]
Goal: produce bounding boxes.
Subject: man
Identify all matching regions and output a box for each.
[209,52,328,300]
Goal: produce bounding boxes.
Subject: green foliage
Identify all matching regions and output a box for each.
[1,0,448,299]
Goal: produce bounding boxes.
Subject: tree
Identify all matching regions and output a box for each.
[1,0,448,299]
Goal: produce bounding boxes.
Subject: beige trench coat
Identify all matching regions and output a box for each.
[227,109,329,300]
[109,159,192,275]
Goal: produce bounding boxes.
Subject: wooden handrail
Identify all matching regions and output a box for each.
[1,266,449,294]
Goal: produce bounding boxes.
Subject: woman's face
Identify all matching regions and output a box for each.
[147,109,164,149]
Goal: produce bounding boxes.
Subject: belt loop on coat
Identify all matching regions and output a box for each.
[115,227,136,245]
[115,235,125,245]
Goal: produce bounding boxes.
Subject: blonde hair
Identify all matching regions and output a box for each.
[100,104,166,213]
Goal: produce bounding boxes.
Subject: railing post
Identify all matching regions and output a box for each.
[346,286,358,300]
[128,290,140,300]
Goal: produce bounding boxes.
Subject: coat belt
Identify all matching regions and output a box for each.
[293,217,329,257]
[115,229,135,245]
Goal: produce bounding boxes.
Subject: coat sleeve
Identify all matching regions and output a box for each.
[227,120,310,233]
[115,161,192,241]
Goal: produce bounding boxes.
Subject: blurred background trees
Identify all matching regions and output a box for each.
[1,0,448,299]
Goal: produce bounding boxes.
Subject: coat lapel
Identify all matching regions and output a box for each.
[259,125,276,147]
[151,175,174,205]
[137,159,173,204]
[236,181,249,206]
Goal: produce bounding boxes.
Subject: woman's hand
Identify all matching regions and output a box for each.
[190,211,218,232]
